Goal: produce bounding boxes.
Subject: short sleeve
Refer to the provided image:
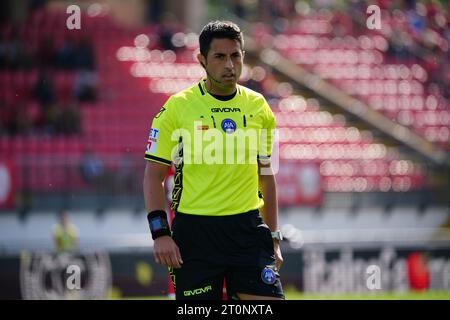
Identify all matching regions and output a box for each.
[144,98,179,166]
[258,99,276,162]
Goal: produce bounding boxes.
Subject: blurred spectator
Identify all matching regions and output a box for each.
[387,30,414,61]
[74,37,95,70]
[0,1,10,25]
[260,73,279,100]
[4,68,88,136]
[407,252,430,291]
[330,9,354,37]
[231,0,246,19]
[15,103,33,135]
[54,36,77,70]
[34,69,55,106]
[30,0,48,11]
[157,12,177,51]
[42,102,62,135]
[0,9,100,137]
[429,57,450,98]
[0,100,14,135]
[266,0,295,33]
[59,101,81,135]
[0,34,9,69]
[36,35,56,69]
[73,69,98,102]
[0,26,32,70]
[53,209,79,253]
[79,149,105,186]
[5,100,40,136]
[243,78,263,94]
[147,0,164,23]
[407,6,427,37]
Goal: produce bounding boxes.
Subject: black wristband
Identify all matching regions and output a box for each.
[147,210,171,240]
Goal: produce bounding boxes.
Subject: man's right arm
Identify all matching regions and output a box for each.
[143,160,168,212]
[143,161,183,268]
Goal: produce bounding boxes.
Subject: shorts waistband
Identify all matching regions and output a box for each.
[175,209,259,219]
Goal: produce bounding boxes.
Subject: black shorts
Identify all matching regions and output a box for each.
[169,209,284,300]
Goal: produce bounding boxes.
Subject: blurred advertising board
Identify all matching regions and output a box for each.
[1,245,449,299]
[299,246,450,293]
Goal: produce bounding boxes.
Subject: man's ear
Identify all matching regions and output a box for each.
[197,53,206,68]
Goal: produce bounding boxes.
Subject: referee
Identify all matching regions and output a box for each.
[143,20,284,300]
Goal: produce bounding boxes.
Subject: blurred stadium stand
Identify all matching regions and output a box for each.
[0,0,449,298]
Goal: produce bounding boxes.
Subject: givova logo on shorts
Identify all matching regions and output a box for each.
[183,285,212,296]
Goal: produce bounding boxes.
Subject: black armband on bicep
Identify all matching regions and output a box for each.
[147,210,171,240]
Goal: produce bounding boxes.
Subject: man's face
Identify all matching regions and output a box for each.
[199,38,244,94]
[60,214,68,227]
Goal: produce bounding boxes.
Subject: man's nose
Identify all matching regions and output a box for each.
[225,56,234,69]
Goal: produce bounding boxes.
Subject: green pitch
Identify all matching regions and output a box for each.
[116,289,450,300]
[286,290,450,300]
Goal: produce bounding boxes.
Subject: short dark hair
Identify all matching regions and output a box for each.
[199,20,244,58]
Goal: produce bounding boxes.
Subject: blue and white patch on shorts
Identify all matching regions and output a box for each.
[221,119,236,134]
[261,266,276,285]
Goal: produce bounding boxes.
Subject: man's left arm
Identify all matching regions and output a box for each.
[258,161,283,271]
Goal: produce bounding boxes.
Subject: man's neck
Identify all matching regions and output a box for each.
[205,78,236,96]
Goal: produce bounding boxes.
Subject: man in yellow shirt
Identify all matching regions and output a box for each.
[143,20,284,300]
[53,209,79,253]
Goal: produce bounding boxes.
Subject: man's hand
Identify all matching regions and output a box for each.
[273,240,283,271]
[153,236,183,268]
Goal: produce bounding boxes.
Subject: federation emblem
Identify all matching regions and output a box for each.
[221,119,236,134]
[261,266,277,285]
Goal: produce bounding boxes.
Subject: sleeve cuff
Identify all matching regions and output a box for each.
[145,154,172,166]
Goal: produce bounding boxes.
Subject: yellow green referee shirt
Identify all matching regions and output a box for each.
[145,80,276,216]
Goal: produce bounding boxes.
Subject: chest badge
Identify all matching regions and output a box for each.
[221,118,236,134]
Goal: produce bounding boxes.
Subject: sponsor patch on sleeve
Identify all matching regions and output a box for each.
[146,128,159,153]
[149,128,159,139]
